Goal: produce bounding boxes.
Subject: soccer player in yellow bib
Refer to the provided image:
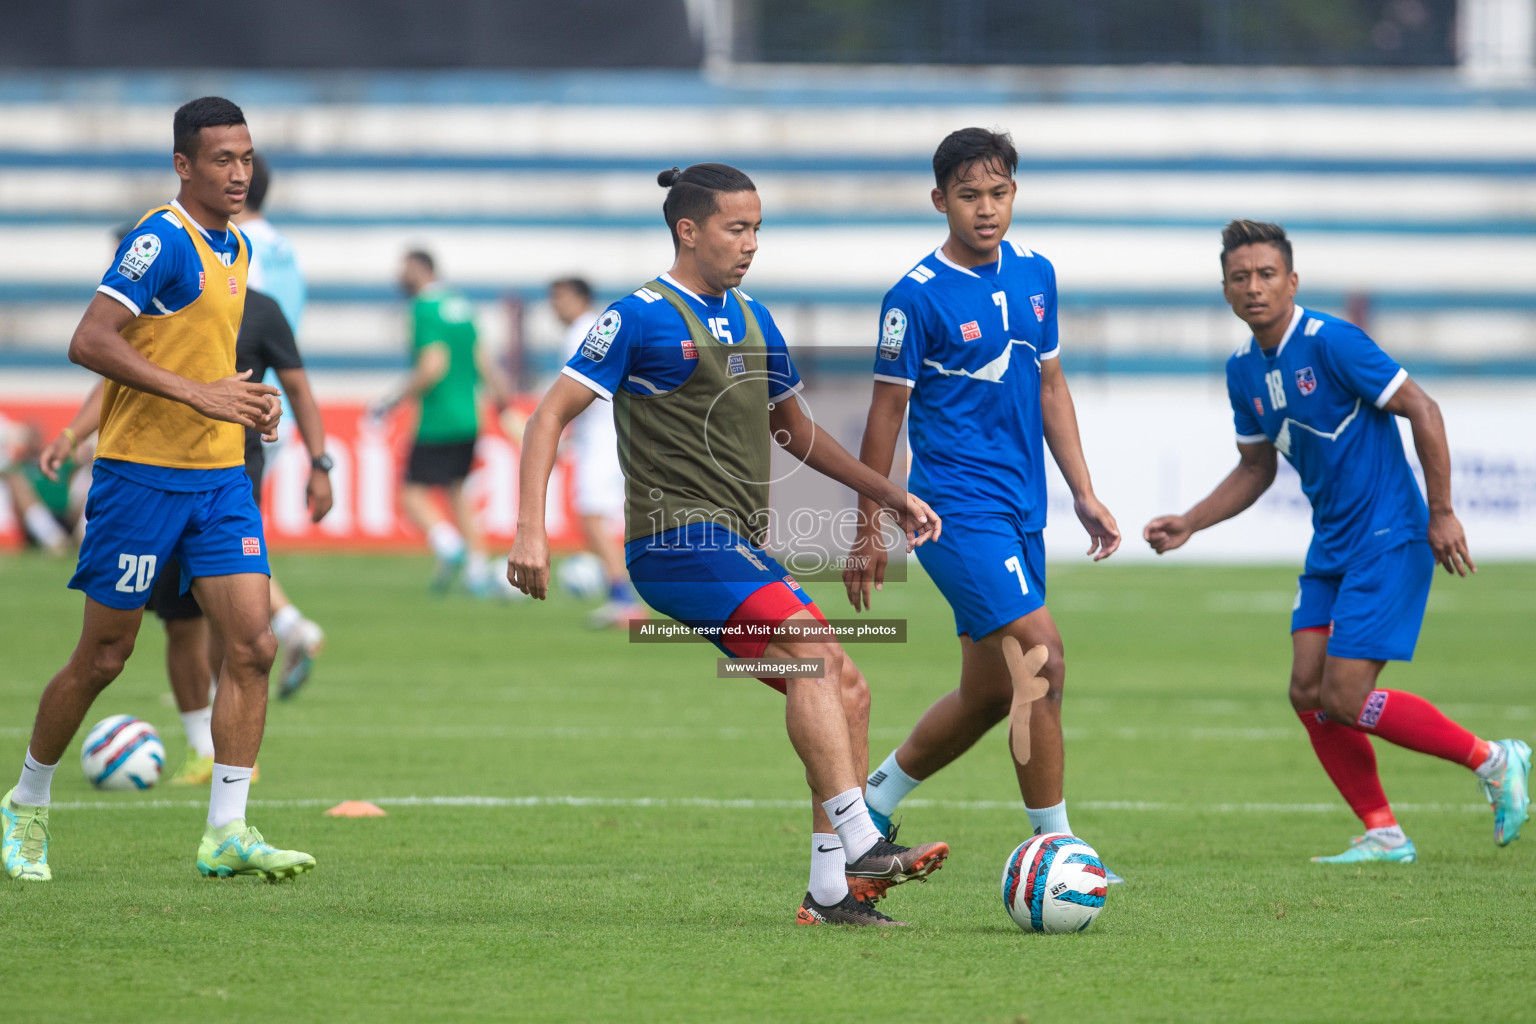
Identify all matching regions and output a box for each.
[0,97,315,883]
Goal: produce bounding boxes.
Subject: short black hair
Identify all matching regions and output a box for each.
[247,152,271,212]
[932,128,1018,191]
[405,249,435,274]
[1221,219,1293,273]
[656,163,756,249]
[550,277,592,301]
[173,96,246,160]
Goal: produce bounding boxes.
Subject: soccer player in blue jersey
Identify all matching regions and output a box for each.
[1,97,314,883]
[1143,220,1530,862]
[509,163,951,925]
[843,128,1124,879]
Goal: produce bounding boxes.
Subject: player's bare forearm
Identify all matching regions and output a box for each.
[1185,444,1276,532]
[516,376,595,533]
[276,368,327,459]
[854,382,910,525]
[1039,359,1095,500]
[1384,379,1452,513]
[67,380,105,441]
[39,380,105,480]
[1384,378,1473,574]
[771,398,899,509]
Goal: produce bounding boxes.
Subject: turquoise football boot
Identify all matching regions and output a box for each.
[1312,834,1418,864]
[1481,739,1531,847]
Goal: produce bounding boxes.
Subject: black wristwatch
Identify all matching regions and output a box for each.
[311,453,334,472]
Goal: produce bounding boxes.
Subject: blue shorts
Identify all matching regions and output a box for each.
[69,464,270,611]
[915,511,1046,640]
[1291,541,1434,662]
[627,524,815,654]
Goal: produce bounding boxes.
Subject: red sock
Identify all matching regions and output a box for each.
[1298,710,1396,829]
[1354,690,1489,769]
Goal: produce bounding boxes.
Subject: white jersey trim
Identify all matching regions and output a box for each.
[561,365,613,402]
[1040,347,1061,361]
[96,284,141,317]
[1272,305,1305,359]
[932,246,986,278]
[1236,432,1270,445]
[769,379,804,401]
[626,374,665,395]
[873,373,916,388]
[1375,367,1409,409]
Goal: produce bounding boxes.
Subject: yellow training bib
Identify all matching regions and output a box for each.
[95,204,248,470]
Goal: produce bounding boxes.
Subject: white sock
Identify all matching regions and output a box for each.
[270,604,303,646]
[1475,742,1508,781]
[427,522,465,561]
[1025,800,1072,837]
[809,833,849,905]
[22,504,67,549]
[14,750,57,807]
[866,750,922,818]
[1365,825,1408,848]
[822,787,883,863]
[207,764,253,828]
[179,707,215,759]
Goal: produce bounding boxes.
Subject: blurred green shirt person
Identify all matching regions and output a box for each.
[410,284,481,443]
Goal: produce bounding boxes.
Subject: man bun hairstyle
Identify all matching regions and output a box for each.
[173,96,246,159]
[932,127,1018,191]
[247,152,271,213]
[657,162,757,248]
[1221,219,1293,272]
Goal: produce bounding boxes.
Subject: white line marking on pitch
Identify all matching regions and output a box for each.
[45,795,1493,814]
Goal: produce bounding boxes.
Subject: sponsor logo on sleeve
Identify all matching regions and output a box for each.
[1294,366,1317,396]
[680,338,699,360]
[242,537,261,556]
[1253,397,1264,417]
[960,320,982,341]
[580,309,623,361]
[782,575,801,592]
[727,353,746,376]
[116,234,162,282]
[1030,293,1046,322]
[879,307,908,360]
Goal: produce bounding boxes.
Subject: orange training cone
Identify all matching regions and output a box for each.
[324,800,387,818]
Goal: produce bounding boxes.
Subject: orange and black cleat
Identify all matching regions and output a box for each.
[796,891,907,926]
[845,839,949,903]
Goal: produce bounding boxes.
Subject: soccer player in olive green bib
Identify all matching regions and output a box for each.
[509,164,951,926]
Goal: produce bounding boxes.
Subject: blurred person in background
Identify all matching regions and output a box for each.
[372,249,511,596]
[549,277,644,627]
[2,422,89,555]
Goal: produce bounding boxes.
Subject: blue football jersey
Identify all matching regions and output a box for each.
[1227,305,1427,575]
[562,273,802,403]
[873,241,1059,524]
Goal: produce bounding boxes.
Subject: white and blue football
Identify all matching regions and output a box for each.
[1001,832,1108,934]
[80,715,165,791]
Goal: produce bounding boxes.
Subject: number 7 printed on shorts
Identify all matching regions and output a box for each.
[1004,555,1028,596]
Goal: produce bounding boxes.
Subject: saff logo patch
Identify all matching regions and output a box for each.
[1295,366,1317,396]
[960,320,982,341]
[117,233,162,282]
[580,310,623,362]
[879,307,907,360]
[241,537,261,556]
[727,353,746,376]
[1029,293,1046,322]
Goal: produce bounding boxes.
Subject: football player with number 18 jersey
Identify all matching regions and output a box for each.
[844,129,1124,881]
[1144,220,1529,862]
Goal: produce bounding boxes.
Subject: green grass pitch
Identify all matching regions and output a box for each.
[2,552,1533,1023]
